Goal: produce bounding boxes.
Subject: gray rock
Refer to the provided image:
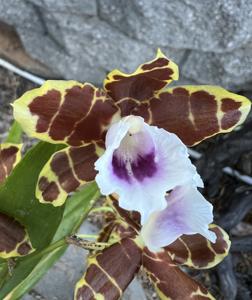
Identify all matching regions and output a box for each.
[1,0,252,91]
[182,48,252,90]
[2,0,252,90]
[123,278,147,300]
[98,0,252,53]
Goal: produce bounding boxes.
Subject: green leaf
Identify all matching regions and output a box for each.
[0,261,8,289]
[0,243,66,300]
[0,142,65,250]
[53,182,100,241]
[0,183,100,299]
[5,121,23,144]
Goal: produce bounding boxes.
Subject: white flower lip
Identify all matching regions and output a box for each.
[95,115,204,225]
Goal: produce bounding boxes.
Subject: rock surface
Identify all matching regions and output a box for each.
[0,0,252,90]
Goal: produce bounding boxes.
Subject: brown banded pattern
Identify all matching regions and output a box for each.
[107,195,141,231]
[13,81,118,146]
[97,221,118,244]
[104,49,179,103]
[74,204,230,299]
[117,98,151,122]
[0,212,34,259]
[165,224,231,269]
[107,220,138,245]
[142,248,215,300]
[12,51,251,215]
[74,238,142,300]
[36,143,102,205]
[0,143,22,184]
[149,86,251,146]
[96,203,139,246]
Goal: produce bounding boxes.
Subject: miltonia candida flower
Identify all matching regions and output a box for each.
[12,50,251,299]
[94,113,215,246]
[95,115,203,224]
[75,195,230,300]
[13,50,250,236]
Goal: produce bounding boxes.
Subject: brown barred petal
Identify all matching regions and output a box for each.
[13,81,118,146]
[104,49,178,103]
[96,205,138,245]
[142,248,215,300]
[107,194,141,231]
[149,86,251,146]
[0,143,22,184]
[108,220,138,245]
[97,220,131,244]
[97,221,118,243]
[0,212,34,259]
[74,238,142,300]
[165,224,230,269]
[36,144,101,206]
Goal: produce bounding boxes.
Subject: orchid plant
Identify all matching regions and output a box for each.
[0,50,251,299]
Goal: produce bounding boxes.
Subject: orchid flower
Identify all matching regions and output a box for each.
[13,50,250,228]
[75,195,231,300]
[13,50,250,232]
[95,115,203,224]
[0,144,34,258]
[12,50,251,299]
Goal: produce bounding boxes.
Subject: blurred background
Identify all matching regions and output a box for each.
[0,1,252,300]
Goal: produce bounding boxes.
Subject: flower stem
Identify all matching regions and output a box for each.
[65,235,110,251]
[89,206,114,214]
[75,234,99,239]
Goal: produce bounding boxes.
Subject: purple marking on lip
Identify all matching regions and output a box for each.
[132,151,157,181]
[112,150,157,182]
[112,154,130,182]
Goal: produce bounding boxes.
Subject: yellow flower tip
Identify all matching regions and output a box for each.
[155,48,179,81]
[156,48,166,58]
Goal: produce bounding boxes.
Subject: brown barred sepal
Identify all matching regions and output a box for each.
[0,143,22,184]
[107,194,141,231]
[150,86,251,146]
[13,81,118,146]
[143,248,215,300]
[36,144,101,206]
[166,224,231,269]
[0,212,34,259]
[74,238,142,300]
[97,221,118,243]
[104,49,178,103]
[97,204,138,245]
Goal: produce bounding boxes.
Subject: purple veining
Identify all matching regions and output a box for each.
[132,151,157,181]
[112,150,157,182]
[112,154,130,182]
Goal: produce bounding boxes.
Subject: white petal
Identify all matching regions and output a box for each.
[95,116,203,224]
[146,126,204,190]
[141,186,216,252]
